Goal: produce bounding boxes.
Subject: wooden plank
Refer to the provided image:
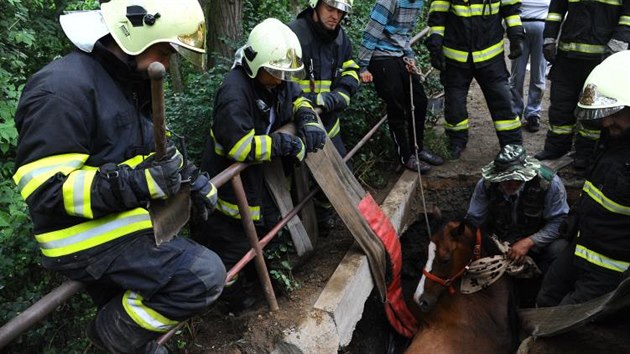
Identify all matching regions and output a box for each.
[304,135,388,299]
[264,160,314,256]
[293,164,319,246]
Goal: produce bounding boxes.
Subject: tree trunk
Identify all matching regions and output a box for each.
[204,0,243,67]
[168,54,184,94]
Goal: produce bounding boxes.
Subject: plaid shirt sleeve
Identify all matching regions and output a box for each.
[358,0,397,69]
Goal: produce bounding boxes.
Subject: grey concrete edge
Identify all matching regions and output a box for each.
[272,170,419,353]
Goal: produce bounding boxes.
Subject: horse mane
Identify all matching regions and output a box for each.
[454,218,503,258]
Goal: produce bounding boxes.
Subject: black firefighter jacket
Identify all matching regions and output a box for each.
[288,8,360,137]
[200,66,311,224]
[544,0,630,60]
[427,0,525,68]
[13,43,157,270]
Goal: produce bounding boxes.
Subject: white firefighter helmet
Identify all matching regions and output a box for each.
[308,0,352,13]
[575,50,630,120]
[242,18,305,81]
[60,0,206,69]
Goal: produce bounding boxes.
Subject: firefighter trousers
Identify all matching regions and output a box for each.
[536,242,624,307]
[369,56,428,164]
[441,59,522,148]
[60,234,226,353]
[543,53,601,159]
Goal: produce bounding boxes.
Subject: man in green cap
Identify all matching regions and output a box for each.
[466,144,569,274]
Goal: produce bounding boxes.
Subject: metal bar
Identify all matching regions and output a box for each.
[0,280,84,348]
[231,174,279,311]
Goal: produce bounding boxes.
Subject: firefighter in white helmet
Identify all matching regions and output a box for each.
[538,51,630,307]
[12,1,225,352]
[288,0,358,235]
[191,18,325,314]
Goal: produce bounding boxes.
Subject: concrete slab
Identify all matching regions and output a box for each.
[272,169,419,353]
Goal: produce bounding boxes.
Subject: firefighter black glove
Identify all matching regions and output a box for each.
[508,39,524,59]
[137,146,183,199]
[190,171,218,221]
[424,34,446,71]
[607,38,629,54]
[296,108,326,152]
[304,92,346,113]
[543,39,557,64]
[97,146,183,209]
[271,132,305,161]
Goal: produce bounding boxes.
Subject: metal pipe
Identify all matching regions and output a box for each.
[231,175,279,311]
[0,280,84,348]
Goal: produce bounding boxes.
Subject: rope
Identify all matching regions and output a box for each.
[404,57,432,238]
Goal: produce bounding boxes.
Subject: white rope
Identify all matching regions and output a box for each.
[404,58,432,237]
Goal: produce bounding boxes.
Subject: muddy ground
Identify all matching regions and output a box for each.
[180,64,586,353]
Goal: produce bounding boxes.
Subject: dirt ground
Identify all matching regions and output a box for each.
[181,61,584,353]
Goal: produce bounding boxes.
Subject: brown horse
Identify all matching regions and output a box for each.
[405,220,518,354]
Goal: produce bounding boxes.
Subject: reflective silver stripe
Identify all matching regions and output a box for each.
[431,26,445,36]
[254,135,272,161]
[577,126,600,140]
[328,118,341,138]
[445,119,469,131]
[228,129,254,162]
[547,12,563,22]
[452,2,500,17]
[63,169,96,219]
[123,291,177,332]
[494,117,521,131]
[550,124,574,135]
[575,244,630,272]
[37,213,151,251]
[211,129,225,156]
[472,40,504,62]
[583,180,630,216]
[558,41,607,54]
[430,0,450,12]
[505,15,522,27]
[15,157,86,199]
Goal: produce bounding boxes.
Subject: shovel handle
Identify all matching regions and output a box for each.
[148,62,167,159]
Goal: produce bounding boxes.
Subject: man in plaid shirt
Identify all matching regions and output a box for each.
[359,0,444,174]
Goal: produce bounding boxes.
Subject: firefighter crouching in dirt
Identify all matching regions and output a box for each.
[537,51,630,307]
[11,1,226,353]
[288,0,359,235]
[191,18,325,314]
[424,0,525,159]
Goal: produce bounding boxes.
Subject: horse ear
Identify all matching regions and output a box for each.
[455,220,466,237]
[431,204,442,220]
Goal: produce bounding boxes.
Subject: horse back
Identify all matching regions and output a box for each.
[406,276,515,354]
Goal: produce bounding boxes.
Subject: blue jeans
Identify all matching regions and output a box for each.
[509,21,547,119]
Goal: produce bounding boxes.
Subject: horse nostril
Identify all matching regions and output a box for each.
[419,300,431,313]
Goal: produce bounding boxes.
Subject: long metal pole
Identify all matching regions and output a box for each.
[231,175,279,311]
[0,280,84,348]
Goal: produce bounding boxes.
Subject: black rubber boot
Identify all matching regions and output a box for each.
[94,295,165,353]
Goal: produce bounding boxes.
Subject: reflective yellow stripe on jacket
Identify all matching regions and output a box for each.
[583,180,630,216]
[35,208,152,257]
[558,41,607,54]
[13,153,89,200]
[123,291,178,332]
[444,40,505,64]
[575,244,630,272]
[217,198,261,221]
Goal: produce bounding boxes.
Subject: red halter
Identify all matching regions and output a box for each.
[422,228,482,295]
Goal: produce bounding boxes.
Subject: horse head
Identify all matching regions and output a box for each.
[413,219,481,313]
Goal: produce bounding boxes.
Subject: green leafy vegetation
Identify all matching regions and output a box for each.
[1,0,441,352]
